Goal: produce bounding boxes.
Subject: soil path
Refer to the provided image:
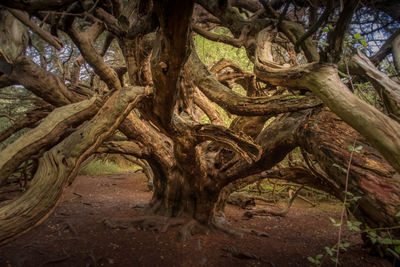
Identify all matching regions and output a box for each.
[0,172,391,266]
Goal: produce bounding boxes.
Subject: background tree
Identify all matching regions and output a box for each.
[0,0,399,257]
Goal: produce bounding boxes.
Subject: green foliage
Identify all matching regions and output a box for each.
[79,159,122,175]
[346,220,362,232]
[194,27,253,72]
[307,254,323,265]
[321,24,333,33]
[344,33,368,50]
[353,82,384,111]
[332,163,347,173]
[0,86,38,151]
[194,28,254,127]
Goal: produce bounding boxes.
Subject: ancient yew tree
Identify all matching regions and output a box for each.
[0,0,400,255]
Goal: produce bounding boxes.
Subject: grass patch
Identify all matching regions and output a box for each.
[79,159,139,175]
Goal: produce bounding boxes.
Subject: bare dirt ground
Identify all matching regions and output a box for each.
[0,172,391,267]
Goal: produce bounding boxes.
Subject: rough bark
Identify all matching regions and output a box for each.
[147,166,220,224]
[370,29,400,66]
[254,31,400,173]
[7,8,63,50]
[347,50,400,122]
[297,109,400,231]
[0,97,98,184]
[150,0,194,130]
[187,51,322,116]
[393,33,400,74]
[5,56,84,106]
[193,88,225,126]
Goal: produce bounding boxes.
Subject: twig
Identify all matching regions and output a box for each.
[294,0,333,52]
[335,138,356,267]
[73,192,83,198]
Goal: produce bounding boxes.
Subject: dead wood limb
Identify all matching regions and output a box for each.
[227,192,274,209]
[244,186,304,218]
[296,194,316,207]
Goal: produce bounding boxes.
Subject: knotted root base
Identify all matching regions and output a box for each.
[103,215,269,241]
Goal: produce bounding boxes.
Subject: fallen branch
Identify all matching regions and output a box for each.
[244,186,304,218]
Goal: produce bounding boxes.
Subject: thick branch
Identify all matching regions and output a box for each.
[193,88,225,126]
[68,26,122,91]
[193,24,247,48]
[193,124,262,164]
[0,85,150,244]
[119,112,175,169]
[187,51,322,116]
[222,111,307,185]
[297,109,400,228]
[347,50,400,122]
[97,140,150,158]
[94,7,125,38]
[370,29,400,65]
[7,56,83,106]
[255,57,400,173]
[8,8,63,50]
[0,97,99,184]
[279,20,320,62]
[150,0,194,129]
[393,33,400,74]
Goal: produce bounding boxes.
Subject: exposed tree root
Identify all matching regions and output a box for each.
[103,214,269,242]
[103,216,187,233]
[178,220,210,242]
[222,245,266,262]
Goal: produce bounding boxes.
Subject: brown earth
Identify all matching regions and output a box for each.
[0,172,392,267]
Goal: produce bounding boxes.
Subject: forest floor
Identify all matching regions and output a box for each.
[0,172,392,267]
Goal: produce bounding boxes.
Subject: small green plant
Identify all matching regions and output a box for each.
[308,141,360,266]
[344,33,368,50]
[307,254,323,265]
[309,142,400,265]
